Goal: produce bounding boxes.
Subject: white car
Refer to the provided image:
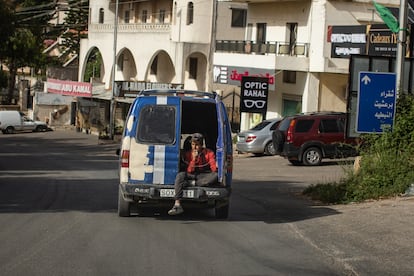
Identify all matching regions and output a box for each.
[236,118,282,156]
[0,110,48,134]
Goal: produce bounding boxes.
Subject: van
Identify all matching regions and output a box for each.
[117,89,233,218]
[0,111,48,134]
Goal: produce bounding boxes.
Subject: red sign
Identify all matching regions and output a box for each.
[47,78,92,97]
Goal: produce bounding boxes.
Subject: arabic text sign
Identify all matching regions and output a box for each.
[357,72,396,133]
[47,78,92,97]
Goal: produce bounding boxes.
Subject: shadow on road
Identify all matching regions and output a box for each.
[0,131,340,224]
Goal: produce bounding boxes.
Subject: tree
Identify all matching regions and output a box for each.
[61,0,89,60]
[0,0,57,104]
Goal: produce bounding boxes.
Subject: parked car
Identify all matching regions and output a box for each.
[117,89,233,218]
[236,118,282,156]
[0,110,48,134]
[272,112,358,166]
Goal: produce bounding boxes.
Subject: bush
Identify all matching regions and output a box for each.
[304,94,414,203]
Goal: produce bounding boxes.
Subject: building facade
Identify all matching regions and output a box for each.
[78,0,400,133]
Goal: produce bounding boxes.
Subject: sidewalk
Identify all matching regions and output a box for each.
[295,195,414,275]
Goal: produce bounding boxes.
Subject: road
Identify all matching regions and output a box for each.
[0,130,413,275]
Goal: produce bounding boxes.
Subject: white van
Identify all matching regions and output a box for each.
[0,111,48,134]
[118,89,233,218]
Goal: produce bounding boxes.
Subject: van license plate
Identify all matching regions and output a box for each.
[183,190,194,198]
[160,189,175,197]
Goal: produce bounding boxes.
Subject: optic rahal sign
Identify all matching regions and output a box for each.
[240,76,269,113]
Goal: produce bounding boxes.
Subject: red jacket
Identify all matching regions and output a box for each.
[184,148,217,174]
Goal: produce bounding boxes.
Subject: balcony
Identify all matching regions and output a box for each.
[215,40,308,57]
[215,40,310,72]
[89,23,171,33]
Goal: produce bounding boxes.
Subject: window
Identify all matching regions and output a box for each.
[231,9,246,27]
[187,2,194,25]
[189,58,198,79]
[159,9,165,23]
[283,71,296,84]
[319,119,344,133]
[286,22,298,54]
[295,120,314,133]
[124,10,130,23]
[173,2,177,25]
[141,10,147,23]
[256,23,266,43]
[137,105,176,144]
[99,8,104,24]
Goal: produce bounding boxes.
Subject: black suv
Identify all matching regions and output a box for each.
[272,112,358,166]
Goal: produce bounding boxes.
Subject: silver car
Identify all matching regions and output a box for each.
[236,118,282,156]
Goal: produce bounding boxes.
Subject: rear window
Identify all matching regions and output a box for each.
[251,121,271,130]
[295,119,314,133]
[137,105,176,144]
[278,118,292,131]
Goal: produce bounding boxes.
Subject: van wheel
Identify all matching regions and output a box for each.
[5,126,14,134]
[264,141,276,155]
[118,186,130,217]
[215,203,229,219]
[302,147,322,166]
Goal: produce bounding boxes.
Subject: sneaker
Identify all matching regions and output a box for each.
[168,205,184,215]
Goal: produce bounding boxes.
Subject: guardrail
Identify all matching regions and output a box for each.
[215,40,309,57]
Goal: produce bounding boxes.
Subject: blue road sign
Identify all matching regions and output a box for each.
[357,72,396,133]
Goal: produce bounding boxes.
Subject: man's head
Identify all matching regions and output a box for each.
[191,133,204,150]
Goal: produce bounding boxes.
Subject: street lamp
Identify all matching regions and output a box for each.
[109,0,119,139]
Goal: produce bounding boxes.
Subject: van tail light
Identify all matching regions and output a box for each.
[226,154,233,173]
[121,150,130,168]
[245,135,256,143]
[286,119,296,142]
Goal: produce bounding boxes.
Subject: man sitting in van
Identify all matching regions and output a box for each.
[168,133,218,215]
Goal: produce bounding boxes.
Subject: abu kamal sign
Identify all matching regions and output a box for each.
[47,78,92,97]
[240,76,269,113]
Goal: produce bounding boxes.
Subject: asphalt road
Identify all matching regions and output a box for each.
[0,129,413,275]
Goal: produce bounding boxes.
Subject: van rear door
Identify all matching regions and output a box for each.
[121,95,181,185]
[215,101,233,187]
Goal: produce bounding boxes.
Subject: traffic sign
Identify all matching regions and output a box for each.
[356,71,396,133]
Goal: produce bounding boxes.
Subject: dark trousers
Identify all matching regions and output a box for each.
[174,171,218,200]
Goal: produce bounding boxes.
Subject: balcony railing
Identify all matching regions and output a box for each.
[89,23,171,33]
[215,40,309,57]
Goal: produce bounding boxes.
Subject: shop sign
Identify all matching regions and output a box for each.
[116,81,184,97]
[47,78,92,97]
[240,76,269,113]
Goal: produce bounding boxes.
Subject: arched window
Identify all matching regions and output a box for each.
[99,8,104,24]
[187,2,193,25]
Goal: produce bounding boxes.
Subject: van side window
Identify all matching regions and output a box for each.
[137,105,176,144]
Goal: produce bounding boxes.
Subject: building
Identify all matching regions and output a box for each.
[78,0,402,134]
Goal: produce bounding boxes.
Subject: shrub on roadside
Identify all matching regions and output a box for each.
[303,94,414,203]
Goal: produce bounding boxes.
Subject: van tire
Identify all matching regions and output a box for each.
[215,204,229,219]
[118,186,130,217]
[5,126,14,134]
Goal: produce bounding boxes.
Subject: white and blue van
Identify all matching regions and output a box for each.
[118,89,233,218]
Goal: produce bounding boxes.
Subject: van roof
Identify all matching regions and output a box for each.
[138,89,218,100]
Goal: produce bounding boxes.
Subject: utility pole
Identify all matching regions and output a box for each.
[207,0,218,93]
[109,0,119,139]
[396,0,408,95]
